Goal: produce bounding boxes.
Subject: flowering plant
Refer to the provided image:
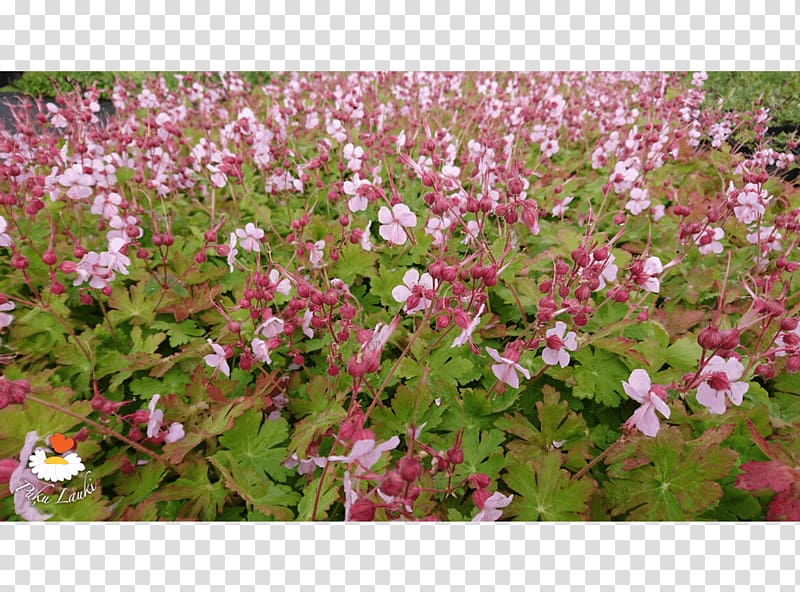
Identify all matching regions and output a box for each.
[0,71,799,521]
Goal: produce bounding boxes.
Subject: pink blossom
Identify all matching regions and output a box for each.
[452,304,485,348]
[251,337,273,364]
[593,253,619,291]
[203,339,231,377]
[302,310,314,339]
[0,300,14,330]
[472,491,514,522]
[90,192,122,219]
[461,220,480,246]
[542,321,578,367]
[486,347,531,389]
[693,227,724,255]
[268,269,292,295]
[0,215,11,248]
[378,204,417,245]
[328,435,400,476]
[257,316,285,339]
[651,204,666,221]
[326,118,347,143]
[165,422,185,444]
[360,221,374,252]
[106,237,131,275]
[631,256,663,294]
[58,164,95,200]
[551,196,573,217]
[343,173,370,212]
[732,183,768,225]
[309,240,325,268]
[9,431,52,521]
[107,215,142,244]
[621,369,670,437]
[146,394,165,438]
[696,355,749,415]
[284,452,327,475]
[235,222,264,252]
[774,324,800,358]
[746,226,782,253]
[391,269,434,314]
[226,232,238,272]
[425,216,453,247]
[625,187,651,215]
[343,143,364,171]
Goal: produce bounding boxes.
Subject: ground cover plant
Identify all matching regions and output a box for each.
[1,71,799,522]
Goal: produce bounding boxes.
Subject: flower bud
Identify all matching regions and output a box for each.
[469,473,491,489]
[446,448,464,465]
[787,355,800,373]
[718,329,740,350]
[380,470,405,497]
[780,318,798,332]
[471,488,491,510]
[697,326,721,350]
[398,456,423,482]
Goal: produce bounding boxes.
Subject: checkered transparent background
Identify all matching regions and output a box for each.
[3,1,800,590]
[1,523,799,591]
[0,0,798,70]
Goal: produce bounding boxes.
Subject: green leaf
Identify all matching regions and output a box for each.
[108,280,157,326]
[604,425,739,520]
[150,459,228,521]
[503,452,595,521]
[216,410,291,483]
[151,319,205,348]
[454,429,507,483]
[572,346,629,407]
[296,474,340,521]
[113,461,167,506]
[666,335,703,371]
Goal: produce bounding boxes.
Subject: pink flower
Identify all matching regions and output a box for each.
[621,369,670,437]
[360,221,374,251]
[452,304,485,348]
[328,435,400,476]
[631,256,663,294]
[326,118,347,143]
[733,183,768,224]
[284,452,327,475]
[651,204,665,221]
[309,240,325,268]
[0,215,11,248]
[391,269,434,314]
[235,223,264,253]
[542,322,578,368]
[251,337,273,364]
[625,187,651,215]
[693,227,724,255]
[343,173,370,212]
[226,232,238,272]
[746,226,782,253]
[378,204,417,246]
[774,323,800,358]
[301,310,314,339]
[472,491,514,522]
[486,347,531,389]
[165,423,185,444]
[204,339,231,377]
[146,394,165,438]
[696,355,749,415]
[90,192,122,219]
[9,431,52,521]
[58,164,95,200]
[343,143,364,171]
[268,269,292,295]
[551,196,573,217]
[0,300,14,330]
[257,316,285,339]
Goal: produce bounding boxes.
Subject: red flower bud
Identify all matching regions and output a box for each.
[447,448,464,465]
[697,326,721,350]
[469,473,491,489]
[398,456,423,483]
[472,488,491,510]
[718,329,740,351]
[380,470,405,497]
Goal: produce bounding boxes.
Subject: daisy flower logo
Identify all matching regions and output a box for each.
[27,432,86,483]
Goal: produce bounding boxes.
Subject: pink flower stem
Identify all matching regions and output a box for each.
[25,394,174,468]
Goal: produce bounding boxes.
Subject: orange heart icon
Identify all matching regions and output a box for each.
[49,432,75,454]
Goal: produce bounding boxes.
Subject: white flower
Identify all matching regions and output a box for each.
[235,222,264,253]
[472,491,514,522]
[542,321,578,368]
[452,304,485,348]
[378,204,417,246]
[391,269,434,314]
[203,339,230,377]
[268,269,292,295]
[360,221,374,252]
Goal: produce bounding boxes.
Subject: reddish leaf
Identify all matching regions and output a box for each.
[735,461,799,492]
[767,482,800,521]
